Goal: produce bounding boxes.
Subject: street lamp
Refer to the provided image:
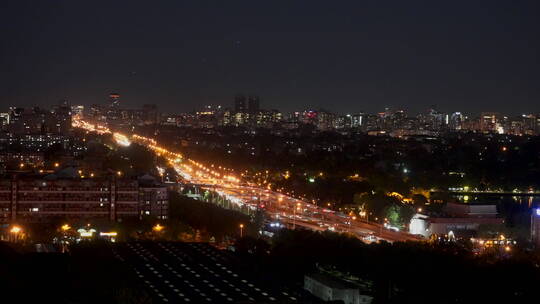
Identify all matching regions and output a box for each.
[359,210,369,223]
[239,224,244,238]
[60,224,71,252]
[10,225,22,242]
[10,225,21,234]
[349,216,356,231]
[152,223,164,232]
[293,202,301,229]
[379,218,389,235]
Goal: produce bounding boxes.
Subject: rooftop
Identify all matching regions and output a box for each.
[306,272,359,290]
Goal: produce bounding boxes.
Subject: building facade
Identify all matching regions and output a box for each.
[0,176,168,223]
[139,186,169,220]
[304,273,373,304]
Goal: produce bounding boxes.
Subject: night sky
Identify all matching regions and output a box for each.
[1,1,539,114]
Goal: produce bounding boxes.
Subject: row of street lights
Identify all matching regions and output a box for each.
[3,225,26,242]
[8,221,250,244]
[6,223,166,243]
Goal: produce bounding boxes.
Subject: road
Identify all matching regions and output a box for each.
[75,119,421,243]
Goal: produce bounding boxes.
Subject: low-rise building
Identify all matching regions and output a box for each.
[304,273,373,304]
[409,213,504,238]
[410,202,503,238]
[427,217,504,236]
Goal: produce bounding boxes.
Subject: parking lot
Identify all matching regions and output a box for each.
[112,242,298,303]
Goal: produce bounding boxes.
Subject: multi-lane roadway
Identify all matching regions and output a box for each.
[75,119,421,243]
[200,184,421,242]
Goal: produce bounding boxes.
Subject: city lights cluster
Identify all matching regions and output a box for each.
[76,119,241,187]
[74,119,394,241]
[113,132,131,147]
[72,119,111,134]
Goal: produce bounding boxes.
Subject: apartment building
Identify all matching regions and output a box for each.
[0,174,168,223]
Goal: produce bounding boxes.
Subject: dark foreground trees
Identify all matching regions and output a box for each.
[168,192,258,240]
[236,229,540,304]
[0,241,151,304]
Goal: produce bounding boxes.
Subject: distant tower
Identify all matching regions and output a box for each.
[106,93,121,122]
[54,100,72,134]
[109,93,120,108]
[234,95,247,113]
[247,95,260,114]
[480,112,501,133]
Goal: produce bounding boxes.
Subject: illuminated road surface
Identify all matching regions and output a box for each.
[75,120,421,243]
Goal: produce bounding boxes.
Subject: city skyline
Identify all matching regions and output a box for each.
[2,2,540,303]
[5,92,540,117]
[4,97,540,138]
[2,1,539,114]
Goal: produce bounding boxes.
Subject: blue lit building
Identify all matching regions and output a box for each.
[531,208,540,248]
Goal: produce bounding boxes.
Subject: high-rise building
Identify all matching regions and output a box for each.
[363,114,380,131]
[480,112,502,133]
[235,94,260,114]
[51,100,72,134]
[300,110,318,125]
[248,95,260,114]
[390,110,407,130]
[142,104,159,125]
[536,114,540,136]
[89,104,106,122]
[7,107,24,131]
[521,114,537,135]
[449,112,464,131]
[0,113,9,129]
[71,105,84,119]
[8,107,51,135]
[426,109,445,131]
[317,110,335,131]
[234,95,247,113]
[508,119,524,135]
[109,93,121,108]
[106,93,122,123]
[351,113,365,129]
[334,114,352,129]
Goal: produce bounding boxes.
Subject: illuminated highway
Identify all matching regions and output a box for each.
[74,119,421,242]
